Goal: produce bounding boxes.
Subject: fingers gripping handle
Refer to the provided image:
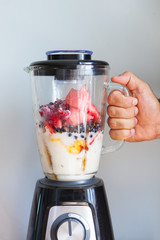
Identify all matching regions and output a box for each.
[106,82,130,97]
[101,82,129,154]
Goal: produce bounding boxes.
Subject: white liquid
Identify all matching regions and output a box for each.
[36,128,103,181]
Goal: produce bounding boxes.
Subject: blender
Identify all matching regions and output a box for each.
[25,50,128,240]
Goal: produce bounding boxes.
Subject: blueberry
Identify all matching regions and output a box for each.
[89,121,93,127]
[62,127,66,132]
[49,102,53,105]
[93,127,97,133]
[39,122,43,128]
[81,135,84,138]
[90,127,94,132]
[74,135,78,139]
[73,126,78,133]
[80,127,85,133]
[95,123,101,131]
[56,128,61,133]
[90,134,93,138]
[69,125,74,132]
[80,123,84,130]
[68,133,72,137]
[63,126,69,132]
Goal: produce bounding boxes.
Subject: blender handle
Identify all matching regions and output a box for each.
[101,82,130,154]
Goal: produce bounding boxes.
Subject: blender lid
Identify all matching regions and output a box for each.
[46,50,93,60]
[29,50,109,69]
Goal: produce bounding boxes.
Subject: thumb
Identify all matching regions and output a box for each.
[111,71,145,92]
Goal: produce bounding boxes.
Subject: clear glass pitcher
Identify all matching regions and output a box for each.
[25,50,128,181]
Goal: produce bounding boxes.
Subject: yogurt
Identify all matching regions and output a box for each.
[36,127,103,181]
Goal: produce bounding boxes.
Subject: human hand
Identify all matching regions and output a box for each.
[107,71,160,142]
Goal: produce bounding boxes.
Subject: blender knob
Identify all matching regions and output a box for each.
[50,213,90,240]
[57,219,84,239]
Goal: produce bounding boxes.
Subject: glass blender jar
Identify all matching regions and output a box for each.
[26,50,128,181]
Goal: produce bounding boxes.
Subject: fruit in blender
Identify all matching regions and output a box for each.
[36,85,103,181]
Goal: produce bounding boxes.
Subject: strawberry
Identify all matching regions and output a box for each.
[49,115,63,129]
[54,119,62,129]
[87,103,100,120]
[65,108,82,126]
[65,107,94,126]
[65,85,91,109]
[65,85,100,123]
[43,121,55,134]
[87,112,94,122]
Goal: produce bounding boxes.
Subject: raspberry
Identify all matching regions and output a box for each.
[50,115,59,122]
[39,111,43,117]
[63,110,71,119]
[39,99,71,129]
[39,106,52,120]
[58,108,64,115]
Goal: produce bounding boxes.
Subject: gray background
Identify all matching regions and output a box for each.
[0,0,160,239]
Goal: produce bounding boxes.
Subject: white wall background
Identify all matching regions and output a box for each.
[0,0,159,239]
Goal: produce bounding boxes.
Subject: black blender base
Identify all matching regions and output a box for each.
[26,177,114,240]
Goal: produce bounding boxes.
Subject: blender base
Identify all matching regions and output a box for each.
[26,177,114,240]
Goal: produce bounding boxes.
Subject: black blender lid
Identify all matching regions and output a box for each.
[29,50,109,68]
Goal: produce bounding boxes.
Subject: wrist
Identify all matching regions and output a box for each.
[156,100,160,139]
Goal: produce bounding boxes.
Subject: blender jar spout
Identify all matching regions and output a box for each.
[24,66,33,73]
